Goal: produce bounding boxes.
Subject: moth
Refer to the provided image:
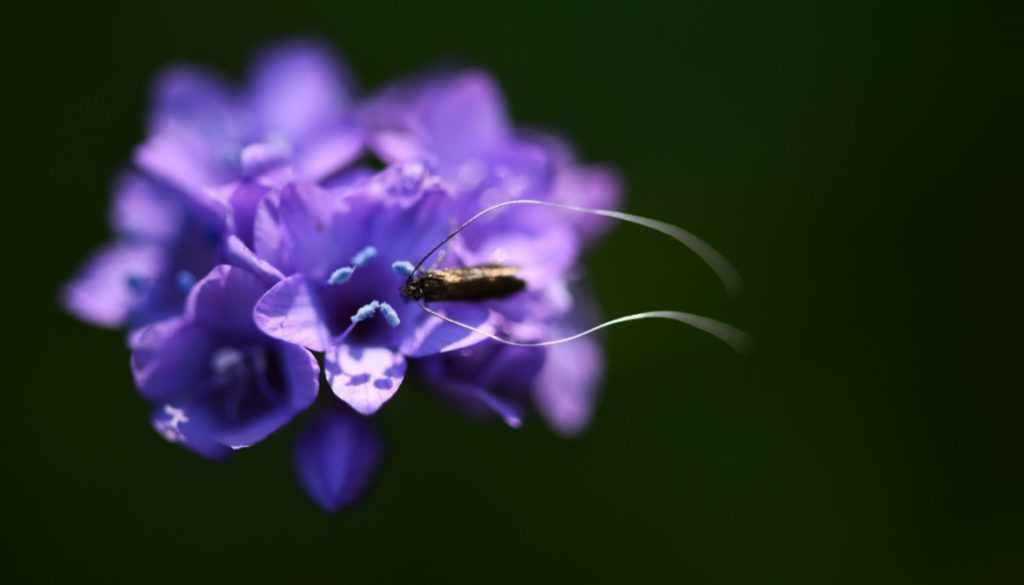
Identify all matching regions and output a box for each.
[398,199,752,353]
[400,264,525,302]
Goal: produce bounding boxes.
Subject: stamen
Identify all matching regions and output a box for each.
[176,270,197,293]
[328,266,355,285]
[351,245,378,268]
[392,260,414,278]
[211,347,245,375]
[351,300,380,324]
[379,302,401,327]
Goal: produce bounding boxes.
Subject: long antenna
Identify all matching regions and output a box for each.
[410,199,742,296]
[419,302,753,354]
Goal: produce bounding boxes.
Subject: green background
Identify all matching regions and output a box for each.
[5,1,1004,582]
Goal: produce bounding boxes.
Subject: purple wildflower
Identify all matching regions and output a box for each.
[251,168,501,415]
[363,69,623,434]
[293,402,384,512]
[418,342,546,429]
[137,40,362,207]
[64,40,363,330]
[131,265,319,457]
[364,69,622,244]
[62,171,223,329]
[64,40,659,511]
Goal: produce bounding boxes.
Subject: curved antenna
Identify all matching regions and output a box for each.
[411,199,742,296]
[419,302,753,354]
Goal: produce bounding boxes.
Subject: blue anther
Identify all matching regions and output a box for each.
[351,245,378,268]
[176,270,197,294]
[328,266,355,285]
[378,302,401,327]
[350,300,381,324]
[392,260,415,278]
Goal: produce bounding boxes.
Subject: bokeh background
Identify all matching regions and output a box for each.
[5,1,1006,582]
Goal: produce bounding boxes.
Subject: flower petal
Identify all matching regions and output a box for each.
[426,71,509,163]
[62,243,168,328]
[248,40,353,143]
[326,344,406,415]
[213,341,320,449]
[466,226,579,291]
[550,164,624,242]
[238,140,293,179]
[138,66,243,194]
[110,172,185,244]
[293,404,384,512]
[419,342,543,428]
[147,65,237,142]
[253,181,352,278]
[149,402,232,460]
[398,303,494,358]
[295,127,363,182]
[222,235,285,284]
[134,132,233,203]
[253,274,333,352]
[185,265,267,341]
[533,335,605,437]
[130,316,213,399]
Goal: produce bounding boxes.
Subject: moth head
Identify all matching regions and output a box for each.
[399,275,445,301]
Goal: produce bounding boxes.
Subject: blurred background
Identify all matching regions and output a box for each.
[5,1,1007,582]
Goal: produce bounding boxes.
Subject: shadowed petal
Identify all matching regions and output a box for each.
[420,342,543,428]
[214,341,320,449]
[130,316,213,399]
[293,404,384,512]
[185,265,267,341]
[222,235,285,284]
[326,344,406,415]
[254,274,333,352]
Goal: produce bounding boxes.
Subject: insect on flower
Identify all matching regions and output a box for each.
[394,199,753,353]
[61,37,753,512]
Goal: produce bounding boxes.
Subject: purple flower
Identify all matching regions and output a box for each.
[251,168,503,415]
[63,41,649,512]
[364,70,623,434]
[364,69,622,244]
[418,295,607,435]
[64,41,362,330]
[131,265,319,457]
[293,403,384,512]
[136,40,362,205]
[62,171,223,329]
[418,342,545,428]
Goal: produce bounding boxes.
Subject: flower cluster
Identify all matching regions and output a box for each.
[64,40,621,511]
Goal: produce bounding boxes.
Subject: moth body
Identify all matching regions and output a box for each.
[400,264,526,302]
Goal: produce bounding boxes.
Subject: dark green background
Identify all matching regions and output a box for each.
[5,1,1004,582]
